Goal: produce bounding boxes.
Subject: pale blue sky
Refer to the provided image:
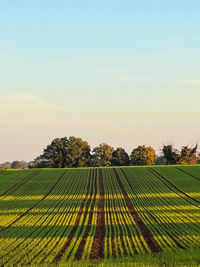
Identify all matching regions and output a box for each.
[0,1,200,161]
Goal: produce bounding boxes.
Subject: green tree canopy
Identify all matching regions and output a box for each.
[34,136,91,168]
[111,147,130,166]
[92,143,114,167]
[162,145,180,165]
[130,145,156,166]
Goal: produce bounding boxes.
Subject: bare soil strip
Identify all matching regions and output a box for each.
[90,168,105,260]
[113,168,162,254]
[52,170,92,264]
[176,167,200,182]
[0,170,67,233]
[74,169,97,260]
[0,170,40,197]
[148,168,200,207]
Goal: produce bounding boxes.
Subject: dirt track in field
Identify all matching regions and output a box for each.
[113,168,162,254]
[90,168,105,259]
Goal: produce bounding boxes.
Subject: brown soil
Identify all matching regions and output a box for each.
[113,168,162,254]
[90,169,105,260]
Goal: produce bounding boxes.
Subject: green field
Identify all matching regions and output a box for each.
[0,166,200,266]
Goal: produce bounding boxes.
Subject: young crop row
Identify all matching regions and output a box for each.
[120,167,200,250]
[0,166,200,265]
[0,169,92,264]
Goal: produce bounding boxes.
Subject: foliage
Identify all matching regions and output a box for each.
[162,145,181,165]
[130,145,156,165]
[0,161,11,169]
[179,144,198,164]
[162,144,198,165]
[155,156,167,165]
[34,136,91,168]
[11,161,28,169]
[111,147,130,166]
[92,143,114,166]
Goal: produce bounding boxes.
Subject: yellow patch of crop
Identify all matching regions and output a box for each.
[188,193,200,197]
[0,215,19,226]
[82,236,94,260]
[153,212,200,224]
[0,194,90,201]
[144,205,200,211]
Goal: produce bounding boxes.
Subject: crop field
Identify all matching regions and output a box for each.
[0,166,200,266]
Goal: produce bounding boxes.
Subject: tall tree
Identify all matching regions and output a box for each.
[111,147,130,166]
[179,144,198,164]
[130,145,156,166]
[34,136,91,168]
[162,145,180,165]
[92,143,114,167]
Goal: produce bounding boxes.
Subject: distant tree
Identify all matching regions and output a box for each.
[155,156,167,165]
[197,153,200,164]
[130,145,156,166]
[11,161,28,169]
[179,144,198,164]
[111,147,130,166]
[0,162,11,169]
[92,143,114,167]
[34,136,91,168]
[162,145,180,165]
[28,161,36,168]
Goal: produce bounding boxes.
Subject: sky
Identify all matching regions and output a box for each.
[0,0,200,162]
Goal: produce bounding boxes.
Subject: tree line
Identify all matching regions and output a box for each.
[33,136,200,168]
[0,161,34,169]
[1,136,199,169]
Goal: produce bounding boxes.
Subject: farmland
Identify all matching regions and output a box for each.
[0,166,200,266]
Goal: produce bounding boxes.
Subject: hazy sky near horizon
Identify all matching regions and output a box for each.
[1,0,200,162]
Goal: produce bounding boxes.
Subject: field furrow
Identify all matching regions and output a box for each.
[0,166,200,265]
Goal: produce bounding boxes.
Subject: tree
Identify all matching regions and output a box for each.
[28,161,36,168]
[11,161,28,169]
[34,136,91,168]
[92,143,114,167]
[0,162,11,169]
[130,145,156,166]
[111,147,130,166]
[155,156,167,165]
[179,144,198,164]
[162,144,198,165]
[162,145,180,165]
